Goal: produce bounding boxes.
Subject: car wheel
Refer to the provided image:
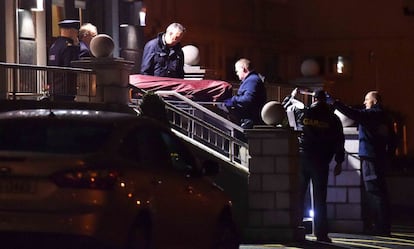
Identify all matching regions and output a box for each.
[126,214,151,249]
[212,219,240,249]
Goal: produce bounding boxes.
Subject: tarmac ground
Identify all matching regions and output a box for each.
[240,224,414,249]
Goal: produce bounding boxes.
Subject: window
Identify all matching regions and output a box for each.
[328,55,352,77]
[0,119,111,153]
[120,127,170,167]
[119,125,198,174]
[160,132,198,173]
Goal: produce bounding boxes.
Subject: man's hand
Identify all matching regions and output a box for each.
[216,102,229,113]
[334,163,342,176]
[291,88,298,98]
[224,98,233,107]
[326,93,335,105]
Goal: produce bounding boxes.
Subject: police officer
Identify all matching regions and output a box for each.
[48,19,80,100]
[140,22,186,78]
[48,19,80,67]
[297,89,345,243]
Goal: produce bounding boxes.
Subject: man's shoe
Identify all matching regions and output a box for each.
[316,236,332,243]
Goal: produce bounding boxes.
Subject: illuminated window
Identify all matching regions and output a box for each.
[139,7,146,26]
[328,55,351,77]
[337,56,344,74]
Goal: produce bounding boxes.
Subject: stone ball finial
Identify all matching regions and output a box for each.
[261,101,286,126]
[90,34,115,58]
[300,58,320,77]
[182,45,200,65]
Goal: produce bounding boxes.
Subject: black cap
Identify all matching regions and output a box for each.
[58,19,80,30]
[313,89,327,101]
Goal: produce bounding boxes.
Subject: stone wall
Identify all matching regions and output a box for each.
[243,126,364,243]
[327,127,364,233]
[244,127,302,243]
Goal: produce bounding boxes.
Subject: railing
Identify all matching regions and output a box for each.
[1,62,249,168]
[137,91,249,168]
[0,62,96,100]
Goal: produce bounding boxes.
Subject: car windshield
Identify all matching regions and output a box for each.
[0,119,112,154]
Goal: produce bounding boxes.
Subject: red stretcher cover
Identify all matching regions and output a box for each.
[129,74,233,102]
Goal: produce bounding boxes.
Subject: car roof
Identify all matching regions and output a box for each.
[0,99,138,115]
[0,99,172,129]
[0,109,137,122]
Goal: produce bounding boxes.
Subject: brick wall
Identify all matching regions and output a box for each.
[244,127,302,243]
[243,126,364,243]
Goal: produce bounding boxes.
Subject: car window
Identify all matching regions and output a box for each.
[119,127,171,167]
[120,125,198,174]
[0,119,112,154]
[160,132,198,173]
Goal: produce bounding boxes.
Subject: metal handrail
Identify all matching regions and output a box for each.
[0,62,93,72]
[153,91,249,168]
[0,62,95,100]
[155,90,244,132]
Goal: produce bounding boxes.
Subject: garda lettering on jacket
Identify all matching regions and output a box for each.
[303,118,330,128]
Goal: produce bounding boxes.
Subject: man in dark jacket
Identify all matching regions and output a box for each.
[222,58,267,129]
[140,23,186,78]
[79,23,97,58]
[331,90,392,235]
[297,89,345,243]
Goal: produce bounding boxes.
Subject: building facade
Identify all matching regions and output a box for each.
[1,0,412,156]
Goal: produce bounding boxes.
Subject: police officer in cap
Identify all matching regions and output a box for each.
[48,19,80,67]
[48,19,80,100]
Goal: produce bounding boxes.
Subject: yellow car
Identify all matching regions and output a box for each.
[0,100,240,249]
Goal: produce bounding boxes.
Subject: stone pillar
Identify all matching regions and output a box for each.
[71,34,135,105]
[72,57,134,104]
[327,127,364,233]
[243,126,303,243]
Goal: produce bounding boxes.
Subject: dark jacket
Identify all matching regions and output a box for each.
[334,101,392,159]
[48,37,80,98]
[140,33,185,78]
[224,71,267,126]
[299,101,345,164]
[48,37,80,67]
[79,41,92,58]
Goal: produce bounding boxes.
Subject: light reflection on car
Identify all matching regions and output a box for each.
[0,100,240,249]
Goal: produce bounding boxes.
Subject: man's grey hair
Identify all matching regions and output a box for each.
[368,90,382,104]
[236,58,252,71]
[166,22,186,33]
[79,23,98,40]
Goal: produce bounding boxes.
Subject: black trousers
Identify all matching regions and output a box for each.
[361,158,391,234]
[298,152,332,238]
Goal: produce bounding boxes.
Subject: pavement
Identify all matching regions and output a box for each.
[240,224,414,249]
